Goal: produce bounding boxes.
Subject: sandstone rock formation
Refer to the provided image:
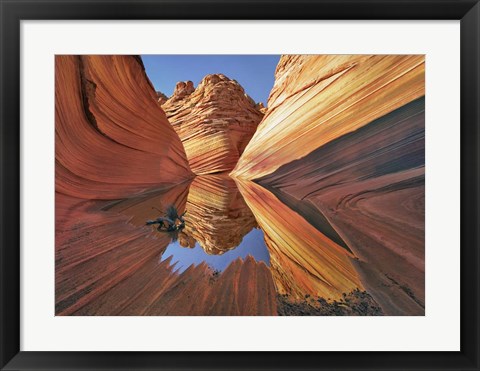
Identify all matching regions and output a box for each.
[232,55,425,315]
[55,55,192,200]
[103,180,192,228]
[55,54,426,316]
[55,183,190,315]
[179,174,257,255]
[257,98,425,315]
[232,55,425,179]
[169,80,195,100]
[162,74,264,174]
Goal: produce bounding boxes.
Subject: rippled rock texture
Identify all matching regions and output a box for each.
[233,55,425,315]
[162,74,264,174]
[55,55,192,200]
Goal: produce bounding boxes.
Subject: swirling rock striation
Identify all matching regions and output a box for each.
[257,98,425,315]
[232,55,425,179]
[162,74,264,174]
[234,55,426,315]
[55,55,192,200]
[102,180,192,228]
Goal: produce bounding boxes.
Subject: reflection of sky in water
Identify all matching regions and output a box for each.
[160,228,270,273]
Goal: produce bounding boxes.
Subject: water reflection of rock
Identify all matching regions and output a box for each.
[180,174,258,255]
[56,184,277,315]
[235,179,364,302]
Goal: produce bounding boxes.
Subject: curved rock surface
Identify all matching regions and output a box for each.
[232,55,426,315]
[257,98,425,315]
[55,54,426,316]
[55,55,192,200]
[102,181,192,228]
[162,74,264,174]
[232,55,425,179]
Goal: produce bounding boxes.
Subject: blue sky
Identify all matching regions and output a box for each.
[141,55,280,104]
[160,228,270,273]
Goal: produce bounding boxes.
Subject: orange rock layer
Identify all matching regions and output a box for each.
[232,55,425,179]
[162,74,264,175]
[55,55,192,199]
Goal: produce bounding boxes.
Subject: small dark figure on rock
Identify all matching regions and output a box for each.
[146,205,187,232]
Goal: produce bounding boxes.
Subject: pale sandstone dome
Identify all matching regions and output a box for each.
[162,73,264,175]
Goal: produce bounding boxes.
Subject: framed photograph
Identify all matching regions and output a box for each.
[1,0,479,370]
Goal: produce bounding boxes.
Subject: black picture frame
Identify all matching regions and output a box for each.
[1,0,479,370]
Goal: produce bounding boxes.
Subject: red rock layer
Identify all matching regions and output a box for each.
[257,98,425,315]
[56,189,277,316]
[162,74,264,174]
[179,174,258,255]
[232,55,425,179]
[55,55,192,200]
[235,179,363,301]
